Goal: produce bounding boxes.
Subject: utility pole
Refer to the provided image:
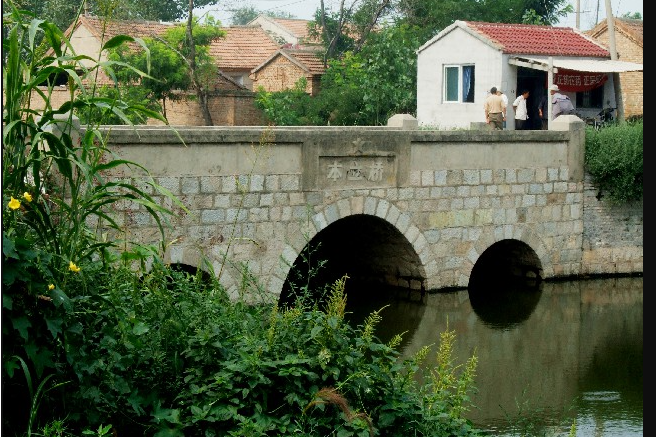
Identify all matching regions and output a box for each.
[604,0,625,122]
[576,0,580,29]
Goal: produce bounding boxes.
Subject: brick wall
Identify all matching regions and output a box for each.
[251,55,319,96]
[150,91,267,126]
[30,87,267,126]
[593,29,643,119]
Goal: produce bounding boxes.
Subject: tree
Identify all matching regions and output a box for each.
[310,0,395,64]
[395,0,573,42]
[230,5,297,26]
[111,15,224,125]
[4,0,221,32]
[312,23,419,125]
[621,12,642,19]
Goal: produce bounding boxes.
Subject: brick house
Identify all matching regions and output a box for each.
[33,16,277,125]
[209,25,282,90]
[586,18,643,119]
[250,48,326,96]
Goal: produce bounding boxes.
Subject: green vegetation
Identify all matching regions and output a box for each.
[107,15,224,124]
[584,120,643,203]
[3,8,484,437]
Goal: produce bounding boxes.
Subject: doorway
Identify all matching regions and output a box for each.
[516,67,547,130]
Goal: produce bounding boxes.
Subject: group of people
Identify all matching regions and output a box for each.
[484,84,574,130]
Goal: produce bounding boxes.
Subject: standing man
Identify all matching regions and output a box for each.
[484,86,506,130]
[512,89,530,130]
[550,84,575,120]
[497,86,508,129]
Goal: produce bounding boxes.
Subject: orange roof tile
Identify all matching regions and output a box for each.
[252,48,325,75]
[286,50,326,74]
[464,21,610,57]
[72,15,172,42]
[268,17,322,44]
[209,26,281,71]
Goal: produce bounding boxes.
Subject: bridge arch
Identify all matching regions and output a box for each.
[464,223,551,286]
[273,196,432,299]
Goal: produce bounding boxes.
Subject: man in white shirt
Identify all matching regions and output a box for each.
[512,89,530,130]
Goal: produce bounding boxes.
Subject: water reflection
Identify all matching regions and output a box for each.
[468,277,543,330]
[343,276,643,436]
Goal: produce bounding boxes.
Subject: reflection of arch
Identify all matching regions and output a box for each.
[468,240,544,330]
[273,196,431,300]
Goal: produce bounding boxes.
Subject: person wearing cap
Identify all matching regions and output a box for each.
[549,84,575,120]
[496,86,508,129]
[484,86,506,130]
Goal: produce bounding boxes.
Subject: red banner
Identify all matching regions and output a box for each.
[553,69,608,92]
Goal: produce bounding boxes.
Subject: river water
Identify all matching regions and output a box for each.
[344,276,643,436]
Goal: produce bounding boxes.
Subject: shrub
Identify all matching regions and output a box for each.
[584,120,643,203]
[3,7,484,437]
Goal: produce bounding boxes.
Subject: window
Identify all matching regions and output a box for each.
[576,86,603,108]
[444,64,475,103]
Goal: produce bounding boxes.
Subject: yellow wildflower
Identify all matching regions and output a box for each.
[48,284,55,291]
[69,261,81,273]
[23,192,33,202]
[8,197,20,210]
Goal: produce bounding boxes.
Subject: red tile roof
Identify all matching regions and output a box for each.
[208,26,281,71]
[463,21,610,57]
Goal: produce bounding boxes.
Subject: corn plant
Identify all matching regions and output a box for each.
[2,4,182,434]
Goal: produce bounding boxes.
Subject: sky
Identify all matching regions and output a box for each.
[200,0,642,30]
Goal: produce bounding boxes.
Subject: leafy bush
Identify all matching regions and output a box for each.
[2,4,174,434]
[3,7,484,437]
[64,271,483,437]
[584,120,643,203]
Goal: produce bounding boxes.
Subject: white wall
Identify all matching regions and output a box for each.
[417,28,504,130]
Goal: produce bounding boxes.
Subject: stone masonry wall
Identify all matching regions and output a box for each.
[581,173,643,275]
[94,121,641,299]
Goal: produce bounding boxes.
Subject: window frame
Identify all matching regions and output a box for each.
[443,64,475,103]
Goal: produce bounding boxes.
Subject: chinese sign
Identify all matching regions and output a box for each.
[553,69,608,92]
[321,156,394,187]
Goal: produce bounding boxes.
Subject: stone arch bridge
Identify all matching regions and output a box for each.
[100,117,590,300]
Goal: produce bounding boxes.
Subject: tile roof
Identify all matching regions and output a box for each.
[286,50,326,74]
[587,18,643,48]
[267,17,322,44]
[208,26,281,71]
[252,48,326,75]
[70,15,172,42]
[463,21,610,57]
